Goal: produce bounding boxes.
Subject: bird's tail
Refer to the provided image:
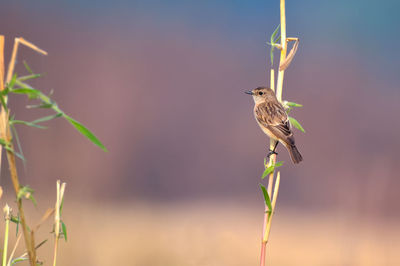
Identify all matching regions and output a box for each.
[288,145,303,164]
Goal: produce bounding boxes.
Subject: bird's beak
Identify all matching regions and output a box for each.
[245,90,253,95]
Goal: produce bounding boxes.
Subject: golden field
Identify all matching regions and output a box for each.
[4,200,397,266]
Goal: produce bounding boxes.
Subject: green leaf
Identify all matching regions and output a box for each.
[31,113,62,124]
[17,186,36,206]
[270,24,280,46]
[61,220,68,241]
[0,93,8,112]
[11,88,41,99]
[259,184,272,212]
[63,115,108,152]
[23,60,33,74]
[0,138,25,161]
[0,138,7,146]
[59,196,65,216]
[262,165,275,179]
[29,194,37,207]
[15,213,20,236]
[289,116,305,133]
[11,257,28,265]
[286,101,303,107]
[261,161,284,179]
[10,120,47,129]
[9,74,18,88]
[17,186,34,200]
[18,73,41,81]
[10,215,20,225]
[269,24,280,66]
[11,125,27,170]
[26,103,53,109]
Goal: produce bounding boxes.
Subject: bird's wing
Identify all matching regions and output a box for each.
[255,102,294,145]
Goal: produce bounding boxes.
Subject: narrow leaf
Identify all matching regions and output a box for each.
[23,61,33,74]
[18,74,41,82]
[59,197,65,216]
[17,186,35,202]
[269,24,280,66]
[289,116,305,133]
[260,184,272,211]
[286,101,303,107]
[26,103,53,109]
[10,120,47,129]
[9,74,18,89]
[11,125,27,170]
[15,213,19,236]
[270,24,280,45]
[0,138,7,146]
[31,113,62,124]
[29,194,37,207]
[11,88,41,99]
[63,115,108,152]
[262,165,275,179]
[261,161,284,179]
[61,220,68,241]
[0,94,8,112]
[11,257,28,265]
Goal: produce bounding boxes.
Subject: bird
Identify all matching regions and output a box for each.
[245,87,303,164]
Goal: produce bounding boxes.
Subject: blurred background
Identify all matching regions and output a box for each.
[0,0,399,265]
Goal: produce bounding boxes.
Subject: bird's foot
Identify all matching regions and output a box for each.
[267,149,278,158]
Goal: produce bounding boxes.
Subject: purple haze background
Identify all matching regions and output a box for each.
[0,0,399,216]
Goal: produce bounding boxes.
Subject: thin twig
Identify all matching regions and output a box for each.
[53,180,66,266]
[7,234,22,266]
[263,172,281,241]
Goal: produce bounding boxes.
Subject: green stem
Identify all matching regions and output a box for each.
[2,205,10,266]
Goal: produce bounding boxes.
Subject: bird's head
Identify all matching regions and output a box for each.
[245,87,276,104]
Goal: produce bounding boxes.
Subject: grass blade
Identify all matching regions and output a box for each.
[61,221,67,242]
[259,184,272,212]
[10,120,47,129]
[63,115,107,152]
[288,116,305,133]
[23,61,33,74]
[261,161,283,179]
[285,101,303,107]
[31,113,62,124]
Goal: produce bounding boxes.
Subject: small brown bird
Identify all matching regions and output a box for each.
[246,87,303,164]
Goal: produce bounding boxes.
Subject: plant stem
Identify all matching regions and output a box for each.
[260,0,287,265]
[2,204,10,266]
[0,35,37,266]
[53,180,66,266]
[276,0,287,102]
[5,150,36,265]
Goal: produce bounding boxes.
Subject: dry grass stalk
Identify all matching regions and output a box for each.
[53,180,66,266]
[0,35,47,266]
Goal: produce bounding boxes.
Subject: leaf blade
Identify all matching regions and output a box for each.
[259,184,272,212]
[289,116,306,133]
[63,115,108,152]
[286,101,303,107]
[61,220,68,242]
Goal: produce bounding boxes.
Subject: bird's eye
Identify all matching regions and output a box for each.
[258,92,264,95]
